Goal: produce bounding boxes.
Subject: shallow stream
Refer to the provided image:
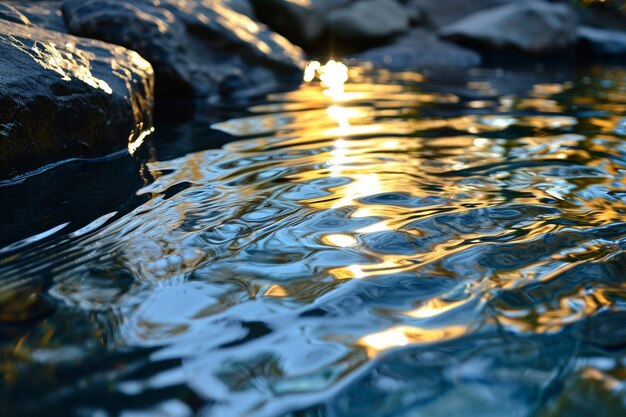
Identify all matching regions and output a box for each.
[2,64,626,417]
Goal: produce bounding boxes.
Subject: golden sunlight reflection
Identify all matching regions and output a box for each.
[304,60,349,101]
[264,284,289,297]
[19,41,114,94]
[128,127,154,155]
[321,234,357,248]
[403,298,470,319]
[358,325,467,358]
[326,105,352,131]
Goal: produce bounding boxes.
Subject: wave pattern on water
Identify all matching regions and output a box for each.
[2,66,626,417]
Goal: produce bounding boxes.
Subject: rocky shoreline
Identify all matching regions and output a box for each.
[0,0,624,179]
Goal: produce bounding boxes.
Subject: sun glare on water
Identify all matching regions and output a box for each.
[304,60,349,101]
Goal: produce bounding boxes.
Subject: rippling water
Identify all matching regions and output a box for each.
[2,65,626,417]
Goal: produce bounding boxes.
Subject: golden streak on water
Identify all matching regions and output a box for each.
[403,298,471,319]
[128,127,154,155]
[326,105,352,132]
[358,325,467,358]
[304,60,349,101]
[322,234,358,248]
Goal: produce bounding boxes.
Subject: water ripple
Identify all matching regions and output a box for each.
[2,66,626,417]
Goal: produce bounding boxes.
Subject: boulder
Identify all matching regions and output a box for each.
[407,0,518,29]
[351,29,481,70]
[577,26,626,57]
[223,0,256,19]
[0,1,67,33]
[400,0,422,26]
[62,0,305,100]
[0,19,154,179]
[575,0,626,32]
[326,0,410,42]
[439,1,578,54]
[250,0,348,48]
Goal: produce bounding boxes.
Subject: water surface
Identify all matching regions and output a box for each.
[2,65,626,417]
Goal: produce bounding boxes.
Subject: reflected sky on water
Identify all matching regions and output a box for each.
[1,63,626,417]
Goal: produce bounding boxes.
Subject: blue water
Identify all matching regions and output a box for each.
[1,65,626,417]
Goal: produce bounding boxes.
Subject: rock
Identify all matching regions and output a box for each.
[0,1,67,33]
[250,0,348,47]
[408,0,518,29]
[0,19,154,179]
[575,0,626,32]
[62,0,305,100]
[440,1,578,54]
[577,26,626,57]
[400,0,422,26]
[223,0,256,19]
[326,0,410,42]
[351,29,481,70]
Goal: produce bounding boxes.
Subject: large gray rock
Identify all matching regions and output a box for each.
[407,0,518,29]
[62,0,305,100]
[0,19,154,179]
[250,0,348,47]
[223,0,256,19]
[0,1,67,33]
[326,0,410,42]
[440,1,578,54]
[577,26,626,57]
[352,29,481,70]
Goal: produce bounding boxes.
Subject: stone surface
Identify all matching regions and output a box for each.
[407,0,518,29]
[223,0,256,18]
[326,0,410,42]
[62,0,305,100]
[250,0,347,47]
[575,0,626,32]
[351,29,481,70]
[577,26,626,57]
[401,0,422,26]
[0,1,67,33]
[440,1,578,54]
[0,19,154,179]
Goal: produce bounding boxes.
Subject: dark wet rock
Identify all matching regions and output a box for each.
[0,1,67,33]
[223,0,256,19]
[0,19,154,179]
[440,1,578,54]
[400,0,422,26]
[575,0,626,32]
[351,29,481,70]
[250,0,349,48]
[62,0,305,100]
[326,0,410,42]
[407,0,518,29]
[578,26,626,57]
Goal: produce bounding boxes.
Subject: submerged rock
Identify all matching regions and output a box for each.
[325,0,410,42]
[352,29,481,70]
[578,26,626,57]
[0,19,153,179]
[62,0,305,100]
[0,1,67,33]
[440,1,578,54]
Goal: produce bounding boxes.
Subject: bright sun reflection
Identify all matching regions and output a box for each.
[322,234,357,247]
[358,325,467,358]
[304,60,349,101]
[326,105,351,131]
[303,60,406,279]
[128,127,153,155]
